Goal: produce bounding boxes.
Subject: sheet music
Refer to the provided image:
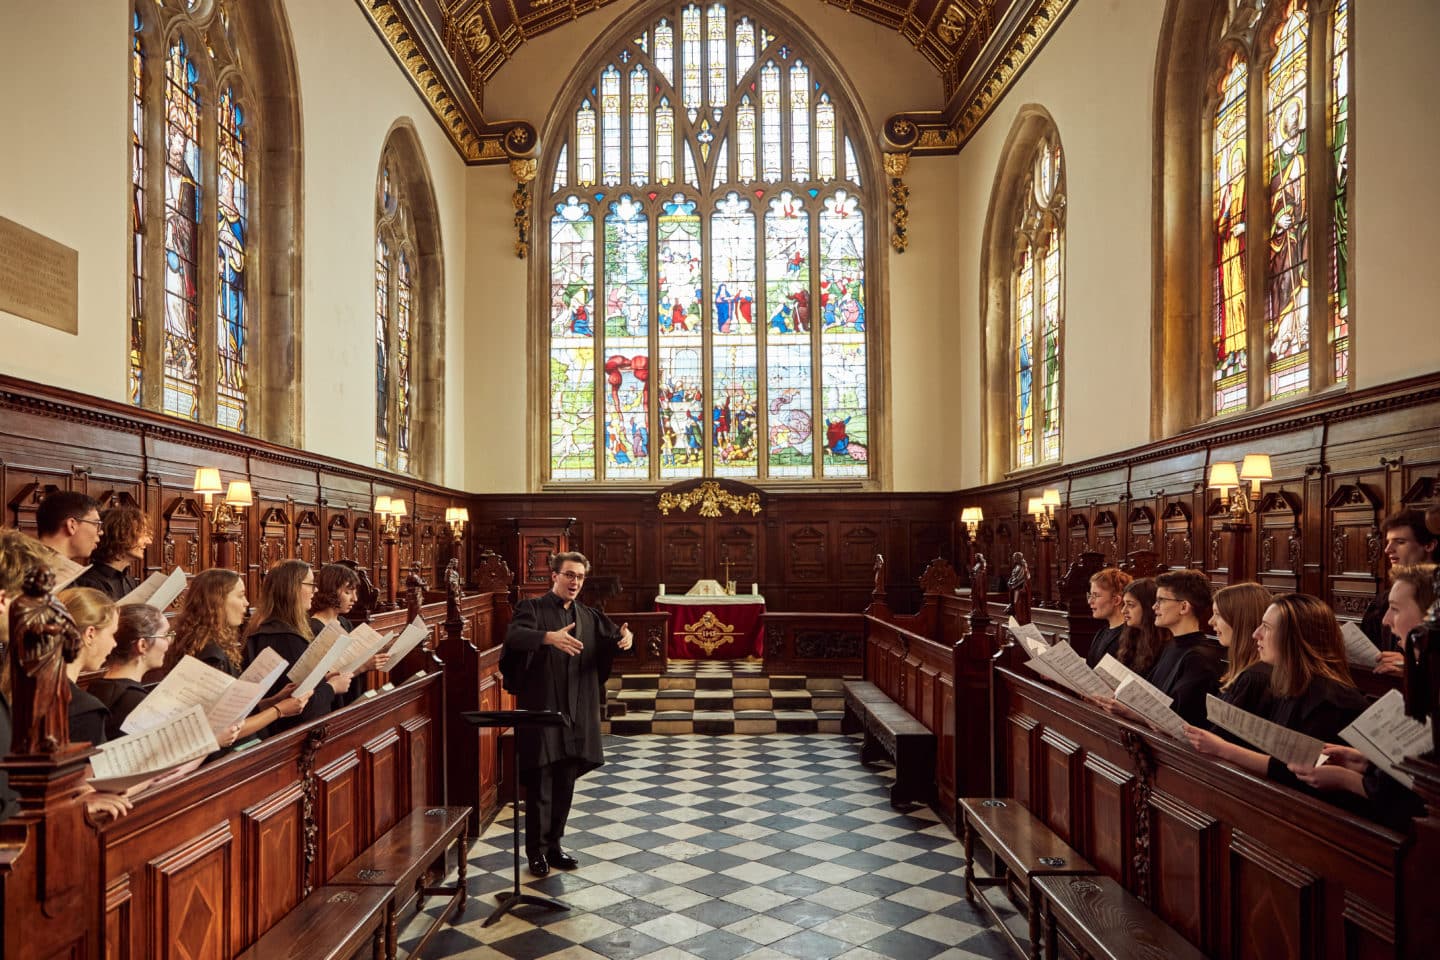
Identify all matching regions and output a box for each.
[120,567,187,611]
[1340,621,1382,668]
[381,617,430,667]
[120,655,236,735]
[51,556,89,591]
[287,622,351,696]
[1023,657,1075,691]
[1115,675,1190,742]
[90,705,219,783]
[332,622,394,675]
[1206,694,1325,768]
[1096,654,1173,707]
[1034,641,1113,699]
[204,678,267,735]
[1340,689,1433,789]
[1006,616,1050,658]
[236,647,288,687]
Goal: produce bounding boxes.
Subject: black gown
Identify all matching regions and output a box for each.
[1145,631,1226,726]
[1084,623,1125,669]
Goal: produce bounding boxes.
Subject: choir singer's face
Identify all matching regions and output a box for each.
[224,579,249,628]
[551,561,586,603]
[1254,604,1282,665]
[1383,581,1424,648]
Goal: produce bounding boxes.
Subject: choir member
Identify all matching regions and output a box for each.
[35,491,102,565]
[1115,577,1168,674]
[71,504,151,601]
[55,587,119,746]
[309,563,388,702]
[1211,582,1273,714]
[1375,561,1437,677]
[1362,509,1439,662]
[1083,567,1132,668]
[244,560,350,735]
[1143,570,1225,724]
[1186,594,1367,784]
[89,604,168,739]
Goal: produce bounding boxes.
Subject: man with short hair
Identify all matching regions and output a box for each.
[503,551,632,877]
[1147,569,1225,725]
[34,491,102,565]
[1362,509,1440,651]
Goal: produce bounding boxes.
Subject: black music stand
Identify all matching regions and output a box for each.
[462,709,573,927]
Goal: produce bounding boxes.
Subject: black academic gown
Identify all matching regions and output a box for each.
[1145,631,1226,726]
[71,562,139,603]
[194,640,240,678]
[88,676,149,740]
[244,619,336,736]
[0,696,18,821]
[68,680,110,747]
[309,616,367,705]
[504,590,619,775]
[1084,624,1125,669]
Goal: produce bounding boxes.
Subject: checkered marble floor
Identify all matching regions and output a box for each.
[397,734,1015,959]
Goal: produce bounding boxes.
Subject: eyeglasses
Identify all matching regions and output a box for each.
[76,517,103,529]
[145,631,176,642]
[1153,595,1180,605]
[557,571,586,581]
[1085,592,1109,601]
[301,580,316,587]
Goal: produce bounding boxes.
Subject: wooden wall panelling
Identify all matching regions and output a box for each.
[1039,727,1083,846]
[325,511,352,564]
[295,509,322,567]
[1227,831,1320,960]
[1127,504,1156,555]
[1161,498,1196,571]
[147,822,233,960]
[321,471,376,570]
[1325,480,1384,620]
[590,521,640,608]
[361,729,403,847]
[1080,753,1136,888]
[782,521,830,611]
[1093,508,1121,564]
[1148,789,1221,952]
[316,752,362,882]
[239,784,307,943]
[659,519,706,587]
[1204,496,1234,585]
[715,520,761,587]
[257,504,290,572]
[1256,490,1303,594]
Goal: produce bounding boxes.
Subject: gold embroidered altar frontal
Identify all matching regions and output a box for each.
[681,610,738,656]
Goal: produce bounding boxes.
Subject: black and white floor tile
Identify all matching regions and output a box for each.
[397,734,1013,959]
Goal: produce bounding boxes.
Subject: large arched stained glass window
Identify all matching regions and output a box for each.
[545,2,873,483]
[1206,0,1352,417]
[1012,135,1065,471]
[375,157,418,474]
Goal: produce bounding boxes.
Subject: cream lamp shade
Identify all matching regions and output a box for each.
[445,506,470,524]
[1042,488,1062,510]
[390,499,408,517]
[960,507,984,525]
[1240,454,1273,482]
[192,467,224,496]
[374,495,394,515]
[1208,461,1239,491]
[224,480,253,507]
[1027,497,1045,517]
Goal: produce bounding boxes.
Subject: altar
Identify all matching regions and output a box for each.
[655,592,766,660]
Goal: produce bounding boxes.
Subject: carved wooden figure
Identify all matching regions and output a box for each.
[8,568,82,755]
[1006,552,1032,624]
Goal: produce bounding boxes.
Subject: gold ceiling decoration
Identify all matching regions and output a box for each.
[658,481,763,518]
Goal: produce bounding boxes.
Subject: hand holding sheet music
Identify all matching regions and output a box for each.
[1340,689,1434,788]
[287,621,352,696]
[89,705,220,792]
[1031,641,1113,699]
[381,617,430,668]
[119,567,188,611]
[1115,675,1190,742]
[1339,621,1382,668]
[1205,694,1325,768]
[121,656,237,735]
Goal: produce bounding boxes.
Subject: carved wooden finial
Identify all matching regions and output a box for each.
[918,556,958,597]
[8,566,82,755]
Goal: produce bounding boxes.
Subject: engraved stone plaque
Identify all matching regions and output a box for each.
[0,215,79,334]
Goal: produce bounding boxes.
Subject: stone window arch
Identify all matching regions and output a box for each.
[980,106,1066,481]
[128,0,302,444]
[374,121,446,481]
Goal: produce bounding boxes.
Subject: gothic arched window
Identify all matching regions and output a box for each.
[1012,135,1065,470]
[543,2,875,484]
[374,125,446,480]
[1206,0,1352,416]
[128,0,302,442]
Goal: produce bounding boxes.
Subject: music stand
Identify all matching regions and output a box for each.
[462,709,572,927]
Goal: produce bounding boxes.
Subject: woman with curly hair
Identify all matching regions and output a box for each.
[309,564,389,698]
[72,503,152,601]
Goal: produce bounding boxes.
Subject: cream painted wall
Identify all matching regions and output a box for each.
[0,3,128,399]
[0,0,470,486]
[469,0,953,490]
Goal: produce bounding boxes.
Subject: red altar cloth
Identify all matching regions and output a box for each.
[655,596,766,660]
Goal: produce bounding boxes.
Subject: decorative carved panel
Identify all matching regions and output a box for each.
[316,754,361,881]
[785,523,828,582]
[352,516,374,570]
[1228,831,1319,960]
[1161,501,1192,569]
[1094,509,1119,563]
[326,513,351,563]
[839,524,883,579]
[162,496,205,575]
[295,509,321,566]
[1127,506,1155,554]
[148,823,233,960]
[592,524,639,580]
[362,730,402,844]
[240,784,306,942]
[715,522,759,583]
[660,521,705,584]
[258,506,290,571]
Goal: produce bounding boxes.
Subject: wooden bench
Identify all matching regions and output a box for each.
[236,885,390,960]
[331,806,472,960]
[960,797,1098,960]
[842,680,936,805]
[1032,875,1206,960]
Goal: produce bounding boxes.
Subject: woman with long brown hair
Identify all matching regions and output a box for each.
[1211,582,1273,711]
[245,560,351,735]
[1115,577,1168,675]
[1186,593,1367,783]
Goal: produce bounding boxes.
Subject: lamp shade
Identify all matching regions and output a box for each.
[192,467,224,495]
[224,480,253,507]
[456,507,470,522]
[960,507,984,525]
[374,495,394,515]
[1208,461,1239,490]
[390,499,408,517]
[1027,497,1044,517]
[1042,488,1062,509]
[1240,454,1273,482]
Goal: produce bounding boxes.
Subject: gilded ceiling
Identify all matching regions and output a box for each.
[355,0,1076,164]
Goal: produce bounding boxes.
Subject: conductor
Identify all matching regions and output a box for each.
[504,551,632,877]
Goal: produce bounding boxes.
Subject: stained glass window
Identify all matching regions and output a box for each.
[162,36,202,422]
[216,85,248,431]
[375,149,426,475]
[129,4,271,434]
[1203,0,1351,416]
[1329,0,1350,383]
[1011,136,1065,471]
[130,13,145,406]
[544,2,870,483]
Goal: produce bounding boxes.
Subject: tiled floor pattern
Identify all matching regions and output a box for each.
[397,733,1017,959]
[605,661,847,736]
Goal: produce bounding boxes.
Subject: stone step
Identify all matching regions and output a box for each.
[602,661,852,730]
[603,709,845,736]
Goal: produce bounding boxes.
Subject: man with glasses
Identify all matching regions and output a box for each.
[1146,569,1224,724]
[35,491,103,565]
[503,551,633,877]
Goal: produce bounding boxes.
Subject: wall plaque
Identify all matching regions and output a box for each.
[0,215,79,334]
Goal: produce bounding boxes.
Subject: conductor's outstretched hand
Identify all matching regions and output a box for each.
[618,622,633,650]
[545,622,584,655]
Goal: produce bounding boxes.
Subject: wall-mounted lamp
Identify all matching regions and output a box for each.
[1028,488,1062,537]
[1209,454,1271,521]
[374,495,408,538]
[444,506,470,537]
[193,467,253,530]
[961,507,984,539]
